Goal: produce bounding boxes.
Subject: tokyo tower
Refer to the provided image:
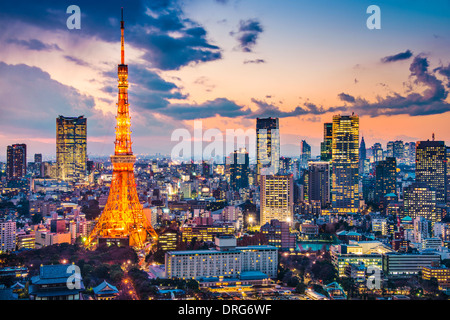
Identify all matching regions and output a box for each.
[85,9,158,249]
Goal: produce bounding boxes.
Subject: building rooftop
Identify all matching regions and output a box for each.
[93,280,119,295]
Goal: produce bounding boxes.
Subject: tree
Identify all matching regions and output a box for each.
[311,260,338,283]
[295,282,307,294]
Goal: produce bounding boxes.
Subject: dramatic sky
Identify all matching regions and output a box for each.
[1,0,450,162]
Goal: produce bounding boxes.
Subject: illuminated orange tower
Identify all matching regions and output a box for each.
[85,9,157,249]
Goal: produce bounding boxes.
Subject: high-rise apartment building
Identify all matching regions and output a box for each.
[56,115,87,183]
[0,220,16,253]
[415,140,447,203]
[308,161,330,208]
[6,144,27,180]
[331,114,360,213]
[260,174,294,225]
[256,118,280,181]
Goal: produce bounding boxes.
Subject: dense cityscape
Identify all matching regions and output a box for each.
[1,1,450,308]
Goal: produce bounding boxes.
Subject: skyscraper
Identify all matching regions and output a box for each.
[56,115,87,183]
[229,148,249,191]
[256,117,280,182]
[415,139,447,204]
[403,183,439,225]
[374,157,397,204]
[260,174,294,225]
[85,10,157,249]
[300,140,311,170]
[308,161,330,208]
[6,144,27,180]
[331,114,360,213]
[320,123,333,162]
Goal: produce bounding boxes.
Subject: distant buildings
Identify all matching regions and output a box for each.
[6,144,27,180]
[300,140,311,170]
[56,115,87,183]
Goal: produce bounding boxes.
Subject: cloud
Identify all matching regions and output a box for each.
[230,19,264,52]
[381,49,413,63]
[338,92,356,103]
[340,55,450,117]
[434,64,450,88]
[155,98,251,120]
[246,99,346,119]
[6,38,61,51]
[243,59,266,64]
[64,55,91,67]
[0,0,222,71]
[0,62,96,136]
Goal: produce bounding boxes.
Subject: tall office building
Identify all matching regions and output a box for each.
[260,174,294,225]
[403,183,439,225]
[374,157,397,204]
[331,114,360,213]
[256,118,280,182]
[230,148,250,191]
[415,139,447,204]
[6,144,27,180]
[308,161,330,208]
[300,140,311,170]
[56,115,87,183]
[320,123,333,162]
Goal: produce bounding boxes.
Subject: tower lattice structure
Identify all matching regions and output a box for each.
[85,10,157,249]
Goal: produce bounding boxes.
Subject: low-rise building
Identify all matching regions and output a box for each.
[382,252,441,277]
[165,236,278,281]
[29,264,85,300]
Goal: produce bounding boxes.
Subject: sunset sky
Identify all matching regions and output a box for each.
[1,0,450,162]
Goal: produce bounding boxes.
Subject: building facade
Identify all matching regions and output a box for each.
[260,174,294,225]
[256,117,280,181]
[331,114,360,213]
[56,115,87,183]
[6,144,27,180]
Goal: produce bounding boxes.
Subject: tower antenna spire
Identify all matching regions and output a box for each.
[121,7,125,65]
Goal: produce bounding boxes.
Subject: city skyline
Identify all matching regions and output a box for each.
[1,0,450,161]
